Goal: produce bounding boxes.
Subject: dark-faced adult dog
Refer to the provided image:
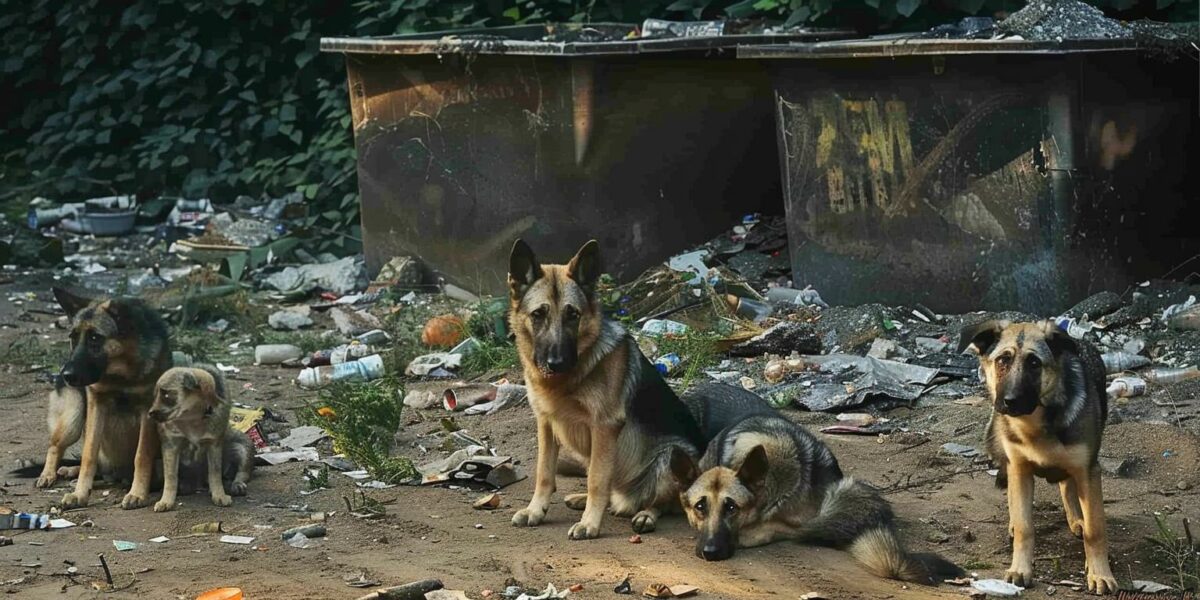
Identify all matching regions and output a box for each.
[38,288,170,510]
[507,239,705,539]
[959,320,1116,594]
[670,414,963,585]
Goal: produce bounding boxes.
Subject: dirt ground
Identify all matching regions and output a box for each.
[2,282,1199,600]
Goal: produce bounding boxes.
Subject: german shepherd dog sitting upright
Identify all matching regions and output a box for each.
[959,320,1116,594]
[508,239,705,539]
[670,413,963,585]
[38,288,170,510]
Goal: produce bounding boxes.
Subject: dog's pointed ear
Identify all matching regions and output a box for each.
[566,239,602,297]
[736,445,770,493]
[52,287,92,318]
[669,446,699,487]
[957,320,1008,356]
[180,370,200,391]
[1045,322,1078,357]
[508,239,543,300]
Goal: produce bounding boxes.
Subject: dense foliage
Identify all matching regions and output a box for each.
[1,0,1193,248]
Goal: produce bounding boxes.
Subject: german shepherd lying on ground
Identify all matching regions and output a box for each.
[149,365,254,512]
[507,239,706,539]
[959,320,1117,594]
[670,413,963,585]
[36,288,170,510]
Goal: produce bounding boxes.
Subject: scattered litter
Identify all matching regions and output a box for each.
[614,577,633,595]
[344,572,380,588]
[48,518,75,529]
[1162,296,1197,323]
[1100,351,1150,373]
[765,285,827,308]
[515,583,570,600]
[268,309,314,331]
[794,355,939,412]
[1132,581,1173,593]
[667,250,710,284]
[149,536,170,543]
[112,540,137,552]
[264,256,367,296]
[473,493,502,510]
[763,355,808,384]
[196,588,244,600]
[285,532,321,549]
[331,306,384,337]
[279,426,328,450]
[799,594,829,600]
[422,314,465,348]
[643,583,699,598]
[297,354,384,389]
[281,524,326,541]
[1106,376,1146,399]
[255,344,303,366]
[219,535,255,545]
[419,449,523,489]
[256,447,320,465]
[970,578,1023,596]
[628,534,642,544]
[940,443,981,459]
[641,319,689,337]
[191,522,224,534]
[729,321,821,357]
[0,512,50,530]
[406,353,463,377]
[654,353,682,376]
[353,579,443,600]
[1144,366,1200,384]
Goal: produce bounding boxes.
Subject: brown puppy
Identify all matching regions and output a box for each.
[959,320,1116,594]
[149,366,253,512]
[508,239,705,539]
[42,288,170,511]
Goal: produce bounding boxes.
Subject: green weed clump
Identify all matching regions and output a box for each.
[301,380,416,484]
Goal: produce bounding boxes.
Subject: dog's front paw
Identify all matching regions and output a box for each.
[631,510,657,533]
[60,492,88,509]
[228,481,247,497]
[1004,567,1033,588]
[211,493,233,507]
[120,492,150,510]
[1087,569,1117,595]
[512,506,547,527]
[152,499,176,513]
[567,520,600,540]
[35,472,57,489]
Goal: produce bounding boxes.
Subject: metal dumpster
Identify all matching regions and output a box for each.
[321,24,847,294]
[742,38,1200,314]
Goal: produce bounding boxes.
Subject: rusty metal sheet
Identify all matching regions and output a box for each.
[340,51,783,293]
[770,53,1198,314]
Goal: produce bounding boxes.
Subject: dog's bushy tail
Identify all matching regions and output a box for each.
[797,477,964,585]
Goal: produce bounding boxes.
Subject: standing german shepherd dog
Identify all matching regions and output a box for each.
[508,239,705,539]
[958,320,1117,594]
[38,288,170,511]
[669,413,963,585]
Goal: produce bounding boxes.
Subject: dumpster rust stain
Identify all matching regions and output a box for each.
[355,63,543,133]
[809,96,915,215]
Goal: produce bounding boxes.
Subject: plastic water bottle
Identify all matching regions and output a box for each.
[255,344,303,366]
[296,354,384,389]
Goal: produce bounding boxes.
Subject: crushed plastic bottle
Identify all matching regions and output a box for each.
[1106,376,1146,399]
[1143,365,1200,385]
[297,354,384,389]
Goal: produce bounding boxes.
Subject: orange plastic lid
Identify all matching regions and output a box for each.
[197,588,243,600]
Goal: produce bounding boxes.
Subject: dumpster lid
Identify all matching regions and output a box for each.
[738,34,1137,59]
[320,22,855,56]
